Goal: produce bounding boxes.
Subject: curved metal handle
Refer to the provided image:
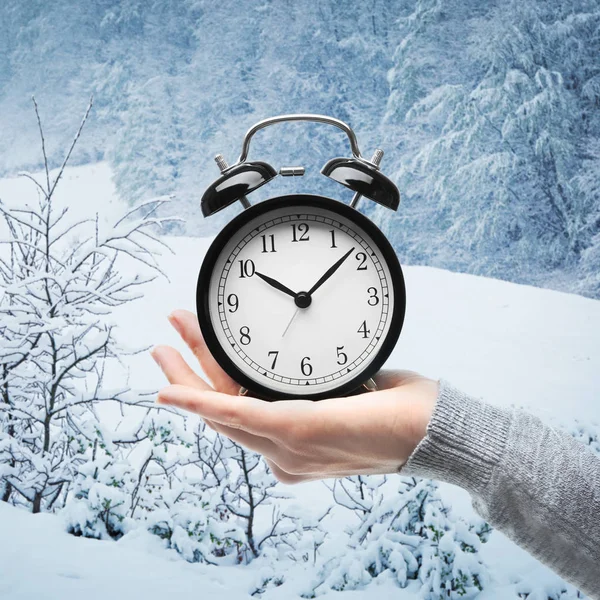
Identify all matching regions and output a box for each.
[235,114,363,165]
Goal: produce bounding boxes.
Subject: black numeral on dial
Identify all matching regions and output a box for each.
[291,223,310,242]
[268,350,279,369]
[329,229,337,248]
[301,356,313,376]
[336,346,348,365]
[238,259,255,278]
[261,234,276,253]
[227,293,239,312]
[367,287,379,306]
[356,252,367,270]
[239,326,251,345]
[357,320,370,339]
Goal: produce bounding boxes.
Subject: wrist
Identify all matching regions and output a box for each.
[382,375,438,467]
[406,378,439,451]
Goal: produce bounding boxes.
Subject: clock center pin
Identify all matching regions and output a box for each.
[295,292,312,309]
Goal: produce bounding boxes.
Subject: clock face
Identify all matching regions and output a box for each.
[197,195,405,400]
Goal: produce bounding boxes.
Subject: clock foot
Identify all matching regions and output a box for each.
[360,378,378,393]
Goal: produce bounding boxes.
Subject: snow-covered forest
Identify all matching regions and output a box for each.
[1,0,599,297]
[1,1,599,598]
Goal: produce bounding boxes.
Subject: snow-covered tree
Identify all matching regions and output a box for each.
[138,420,247,564]
[307,476,490,598]
[183,424,326,565]
[578,230,600,298]
[0,98,275,565]
[378,0,600,290]
[65,408,188,541]
[0,97,172,513]
[109,75,187,205]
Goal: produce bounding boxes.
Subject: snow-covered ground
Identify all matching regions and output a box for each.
[0,164,598,599]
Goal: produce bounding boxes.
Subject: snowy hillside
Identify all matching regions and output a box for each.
[1,163,598,599]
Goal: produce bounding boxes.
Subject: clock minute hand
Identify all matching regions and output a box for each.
[307,246,355,296]
[255,271,297,299]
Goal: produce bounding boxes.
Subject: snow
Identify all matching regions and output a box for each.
[0,500,254,600]
[1,163,598,598]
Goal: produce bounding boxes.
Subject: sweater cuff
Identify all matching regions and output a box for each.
[401,380,512,495]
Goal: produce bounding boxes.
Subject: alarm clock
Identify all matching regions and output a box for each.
[196,114,405,401]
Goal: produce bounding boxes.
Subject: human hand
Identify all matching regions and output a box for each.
[151,309,438,484]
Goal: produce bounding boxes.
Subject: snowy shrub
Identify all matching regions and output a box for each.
[137,419,247,564]
[249,564,286,597]
[419,513,490,598]
[64,410,184,541]
[65,452,137,540]
[103,418,326,567]
[144,498,245,565]
[178,424,327,565]
[307,476,490,598]
[0,97,173,513]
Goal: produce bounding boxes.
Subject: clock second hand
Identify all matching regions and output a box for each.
[281,307,299,338]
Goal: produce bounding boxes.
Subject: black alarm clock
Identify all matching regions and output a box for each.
[196,114,405,401]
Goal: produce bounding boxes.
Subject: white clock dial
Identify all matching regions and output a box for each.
[205,203,397,396]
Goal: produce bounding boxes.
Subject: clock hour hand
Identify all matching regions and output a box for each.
[255,271,297,299]
[307,246,355,296]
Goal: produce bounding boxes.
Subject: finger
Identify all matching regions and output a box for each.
[208,420,279,457]
[151,345,213,391]
[157,384,282,437]
[168,309,239,394]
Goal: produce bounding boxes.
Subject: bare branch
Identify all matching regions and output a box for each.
[17,172,49,200]
[113,195,172,229]
[31,96,51,194]
[48,95,93,200]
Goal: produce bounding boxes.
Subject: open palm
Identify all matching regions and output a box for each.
[151,309,438,483]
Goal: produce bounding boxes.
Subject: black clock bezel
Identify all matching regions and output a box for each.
[196,194,406,401]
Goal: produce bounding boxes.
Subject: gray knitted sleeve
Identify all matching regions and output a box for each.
[401,380,600,598]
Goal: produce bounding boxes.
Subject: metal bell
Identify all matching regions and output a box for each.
[201,160,277,217]
[321,156,400,211]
